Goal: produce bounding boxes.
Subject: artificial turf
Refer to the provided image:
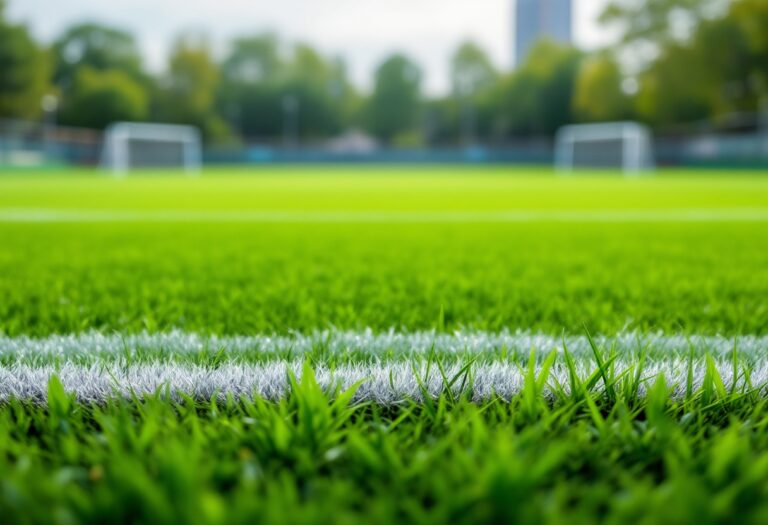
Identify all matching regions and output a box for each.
[0,166,767,524]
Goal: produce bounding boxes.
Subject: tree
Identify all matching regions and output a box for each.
[691,9,759,115]
[732,0,768,58]
[366,54,422,144]
[59,67,148,129]
[217,34,283,138]
[156,34,230,141]
[450,42,499,144]
[0,1,51,119]
[630,0,768,127]
[573,54,633,122]
[496,41,582,136]
[221,33,281,85]
[635,43,713,126]
[217,36,355,140]
[451,42,498,98]
[52,23,144,90]
[281,44,353,139]
[727,0,768,104]
[601,0,728,45]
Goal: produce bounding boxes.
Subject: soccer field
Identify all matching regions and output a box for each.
[2,166,768,523]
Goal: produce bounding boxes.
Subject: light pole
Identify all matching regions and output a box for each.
[41,94,59,163]
[760,95,768,157]
[457,77,476,147]
[228,102,243,139]
[461,97,477,147]
[282,95,300,149]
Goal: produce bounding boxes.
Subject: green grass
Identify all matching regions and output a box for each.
[6,366,768,524]
[1,166,767,211]
[1,166,768,524]
[0,167,767,336]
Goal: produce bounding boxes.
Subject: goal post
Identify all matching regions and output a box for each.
[554,121,655,175]
[100,122,202,175]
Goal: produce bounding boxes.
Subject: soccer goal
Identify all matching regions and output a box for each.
[554,121,654,175]
[100,122,202,175]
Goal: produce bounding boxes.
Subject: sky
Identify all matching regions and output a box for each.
[8,0,612,95]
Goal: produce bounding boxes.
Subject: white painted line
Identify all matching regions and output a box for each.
[3,330,766,404]
[1,208,768,223]
[1,330,766,361]
[1,358,766,404]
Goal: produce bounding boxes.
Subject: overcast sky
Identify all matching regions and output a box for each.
[8,0,612,94]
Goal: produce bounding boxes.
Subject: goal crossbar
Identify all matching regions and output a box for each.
[101,122,202,175]
[555,121,654,175]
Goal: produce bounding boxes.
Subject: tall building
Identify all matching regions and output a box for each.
[514,0,573,67]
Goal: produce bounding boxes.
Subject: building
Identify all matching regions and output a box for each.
[514,0,573,67]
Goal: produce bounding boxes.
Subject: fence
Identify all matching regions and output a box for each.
[0,119,103,168]
[1,118,767,170]
[656,133,768,168]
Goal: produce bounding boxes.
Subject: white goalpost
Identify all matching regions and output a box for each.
[100,122,202,175]
[555,121,655,175]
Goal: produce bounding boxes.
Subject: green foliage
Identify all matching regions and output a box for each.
[450,41,498,98]
[573,53,633,122]
[712,0,768,107]
[497,41,582,136]
[52,23,145,89]
[59,67,148,129]
[366,54,423,144]
[733,0,768,57]
[217,33,284,138]
[155,35,231,142]
[280,44,352,138]
[601,0,728,44]
[0,9,51,119]
[216,35,355,140]
[221,33,282,86]
[635,42,714,126]
[2,0,766,142]
[604,0,768,128]
[429,41,499,144]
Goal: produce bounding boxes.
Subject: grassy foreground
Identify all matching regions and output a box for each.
[6,364,768,524]
[1,167,767,524]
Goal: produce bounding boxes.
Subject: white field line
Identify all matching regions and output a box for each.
[1,208,768,223]
[1,330,767,404]
[1,330,767,360]
[2,359,768,405]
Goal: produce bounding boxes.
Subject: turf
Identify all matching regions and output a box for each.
[1,166,767,524]
[7,368,768,524]
[1,168,767,336]
[1,166,767,211]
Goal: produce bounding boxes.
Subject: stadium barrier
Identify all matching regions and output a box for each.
[2,119,767,170]
[204,144,553,165]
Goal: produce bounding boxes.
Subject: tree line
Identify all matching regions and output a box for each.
[1,0,766,145]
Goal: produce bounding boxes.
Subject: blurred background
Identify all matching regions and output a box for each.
[0,0,767,170]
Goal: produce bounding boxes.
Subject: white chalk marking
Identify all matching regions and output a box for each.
[1,208,768,223]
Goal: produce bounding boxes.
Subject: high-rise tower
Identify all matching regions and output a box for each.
[514,0,573,67]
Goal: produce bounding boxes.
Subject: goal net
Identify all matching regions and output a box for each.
[101,122,202,175]
[554,121,654,175]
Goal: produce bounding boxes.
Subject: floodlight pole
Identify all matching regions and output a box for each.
[41,94,59,164]
[461,99,477,146]
[282,95,300,149]
[457,78,476,147]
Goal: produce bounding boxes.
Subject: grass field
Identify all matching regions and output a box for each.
[1,166,768,524]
